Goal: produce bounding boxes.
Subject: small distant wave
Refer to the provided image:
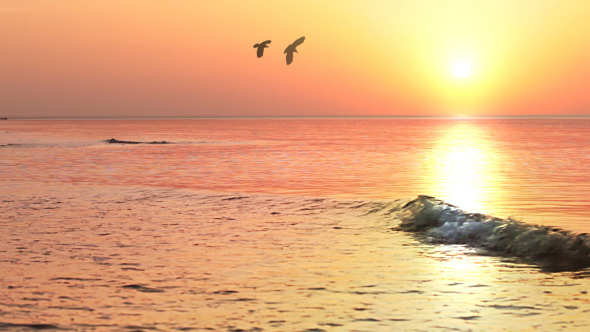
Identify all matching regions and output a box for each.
[0,143,21,148]
[104,138,170,144]
[0,323,59,330]
[393,195,590,270]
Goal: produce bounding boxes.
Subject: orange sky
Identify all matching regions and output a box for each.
[1,1,589,118]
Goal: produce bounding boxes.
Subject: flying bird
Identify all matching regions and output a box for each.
[253,40,271,58]
[284,36,305,65]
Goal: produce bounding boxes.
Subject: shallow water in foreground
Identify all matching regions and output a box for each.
[2,183,590,331]
[2,119,590,330]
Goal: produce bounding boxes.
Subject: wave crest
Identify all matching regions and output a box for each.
[396,195,590,270]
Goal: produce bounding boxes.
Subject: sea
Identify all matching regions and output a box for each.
[1,118,590,331]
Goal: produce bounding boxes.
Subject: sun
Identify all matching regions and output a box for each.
[451,60,472,79]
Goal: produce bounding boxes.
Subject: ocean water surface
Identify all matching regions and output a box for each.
[1,118,590,331]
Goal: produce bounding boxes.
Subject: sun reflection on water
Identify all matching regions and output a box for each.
[427,121,505,215]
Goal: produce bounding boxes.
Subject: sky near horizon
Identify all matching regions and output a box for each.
[1,1,589,118]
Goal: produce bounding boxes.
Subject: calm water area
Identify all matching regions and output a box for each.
[1,118,590,331]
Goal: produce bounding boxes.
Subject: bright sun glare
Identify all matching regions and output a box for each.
[451,61,472,79]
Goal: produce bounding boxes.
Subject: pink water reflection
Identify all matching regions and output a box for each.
[2,118,590,230]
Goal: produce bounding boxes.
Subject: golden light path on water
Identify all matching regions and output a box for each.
[423,122,508,281]
[426,121,506,216]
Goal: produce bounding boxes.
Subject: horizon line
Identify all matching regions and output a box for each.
[3,114,590,120]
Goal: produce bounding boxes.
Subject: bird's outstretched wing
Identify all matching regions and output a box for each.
[256,46,264,58]
[291,36,305,48]
[253,40,272,48]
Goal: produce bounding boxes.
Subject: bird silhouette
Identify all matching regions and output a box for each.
[284,36,305,65]
[253,40,271,58]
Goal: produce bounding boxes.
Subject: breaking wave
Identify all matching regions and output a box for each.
[388,195,590,270]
